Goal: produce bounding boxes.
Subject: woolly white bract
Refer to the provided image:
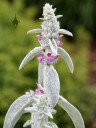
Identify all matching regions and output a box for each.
[3,3,85,128]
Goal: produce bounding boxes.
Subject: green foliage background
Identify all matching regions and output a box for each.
[0,0,96,128]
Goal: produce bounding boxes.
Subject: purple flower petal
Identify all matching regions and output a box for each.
[37,35,43,41]
[39,57,45,63]
[54,55,59,60]
[37,83,44,90]
[57,41,63,46]
[40,53,44,57]
[59,34,63,38]
[33,83,44,95]
[33,89,44,95]
[46,57,52,64]
[47,53,52,57]
[37,54,45,63]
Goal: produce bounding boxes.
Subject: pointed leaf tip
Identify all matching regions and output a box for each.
[19,66,22,70]
[59,29,73,37]
[58,96,85,128]
[19,47,44,70]
[27,29,42,34]
[56,15,63,18]
[3,95,31,128]
[23,120,33,127]
[58,47,74,73]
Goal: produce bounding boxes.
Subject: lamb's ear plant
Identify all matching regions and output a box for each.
[3,3,85,128]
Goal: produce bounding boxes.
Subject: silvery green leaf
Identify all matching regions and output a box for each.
[58,47,74,73]
[58,96,85,128]
[56,15,63,18]
[32,113,41,128]
[51,109,57,114]
[44,65,60,108]
[24,107,36,113]
[23,120,33,127]
[27,29,42,34]
[59,29,73,36]
[25,90,33,95]
[45,122,58,128]
[44,112,53,119]
[19,47,44,70]
[3,95,32,128]
[49,39,57,55]
[38,63,46,85]
[45,125,51,128]
[39,18,45,20]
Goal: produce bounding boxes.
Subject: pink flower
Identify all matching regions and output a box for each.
[46,57,52,64]
[37,35,43,41]
[33,83,44,95]
[37,53,45,63]
[46,53,52,64]
[54,55,59,60]
[59,34,63,38]
[47,53,51,57]
[37,53,59,64]
[57,41,63,46]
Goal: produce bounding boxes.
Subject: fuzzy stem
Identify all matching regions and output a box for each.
[41,115,48,128]
[38,63,46,85]
[38,48,50,85]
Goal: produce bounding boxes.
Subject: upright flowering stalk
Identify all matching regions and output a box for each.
[3,3,85,128]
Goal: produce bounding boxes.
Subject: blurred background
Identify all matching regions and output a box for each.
[0,0,96,128]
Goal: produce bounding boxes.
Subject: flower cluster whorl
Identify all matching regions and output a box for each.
[41,3,60,44]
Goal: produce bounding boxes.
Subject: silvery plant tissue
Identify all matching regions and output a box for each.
[3,3,85,128]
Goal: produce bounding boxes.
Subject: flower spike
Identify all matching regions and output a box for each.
[3,3,85,128]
